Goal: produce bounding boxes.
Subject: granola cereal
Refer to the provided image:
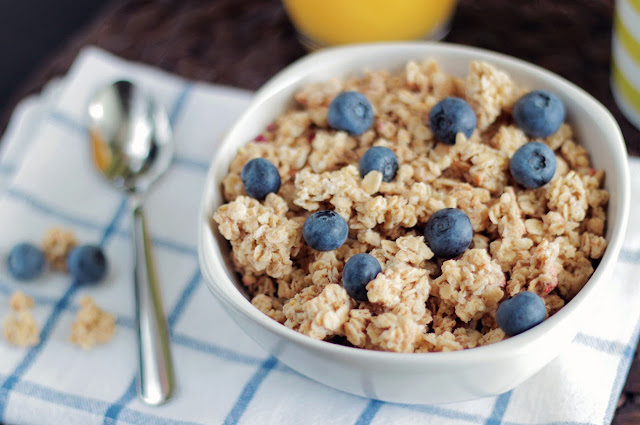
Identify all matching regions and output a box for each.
[70,296,116,349]
[9,291,34,312]
[213,59,608,353]
[3,292,39,347]
[42,227,78,271]
[4,311,40,347]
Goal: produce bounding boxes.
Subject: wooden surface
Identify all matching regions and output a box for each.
[1,0,638,422]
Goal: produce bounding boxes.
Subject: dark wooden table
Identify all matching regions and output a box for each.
[1,0,638,423]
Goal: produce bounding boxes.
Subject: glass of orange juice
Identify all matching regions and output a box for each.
[282,0,458,50]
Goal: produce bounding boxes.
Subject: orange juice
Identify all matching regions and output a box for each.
[282,0,457,48]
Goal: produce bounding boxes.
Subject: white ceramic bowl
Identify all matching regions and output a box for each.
[198,42,630,404]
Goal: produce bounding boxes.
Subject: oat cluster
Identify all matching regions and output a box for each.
[3,292,40,347]
[2,292,116,350]
[213,59,609,353]
[42,227,78,271]
[70,296,116,349]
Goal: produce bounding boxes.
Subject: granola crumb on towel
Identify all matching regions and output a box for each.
[42,227,78,271]
[4,292,39,347]
[70,296,115,349]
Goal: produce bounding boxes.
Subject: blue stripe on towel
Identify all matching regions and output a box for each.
[603,313,640,423]
[484,391,513,425]
[353,399,384,425]
[222,356,279,425]
[6,187,107,232]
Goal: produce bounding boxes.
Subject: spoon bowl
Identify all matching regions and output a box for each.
[88,80,174,193]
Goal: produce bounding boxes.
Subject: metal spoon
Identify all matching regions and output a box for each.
[87,80,175,405]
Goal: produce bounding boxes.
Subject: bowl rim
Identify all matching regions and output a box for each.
[198,41,630,366]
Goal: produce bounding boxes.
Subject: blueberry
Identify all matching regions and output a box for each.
[342,253,381,301]
[423,208,473,259]
[7,243,45,280]
[497,291,546,336]
[68,245,108,284]
[513,90,565,138]
[241,158,281,200]
[303,210,349,251]
[510,142,556,189]
[359,146,398,182]
[328,91,374,136]
[428,97,477,145]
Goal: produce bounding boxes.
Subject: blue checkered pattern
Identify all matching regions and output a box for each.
[0,47,638,425]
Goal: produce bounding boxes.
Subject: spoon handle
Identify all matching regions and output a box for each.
[132,203,175,405]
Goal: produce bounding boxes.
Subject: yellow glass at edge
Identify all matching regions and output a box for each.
[282,0,457,47]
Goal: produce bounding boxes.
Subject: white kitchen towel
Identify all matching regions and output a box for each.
[0,46,638,425]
